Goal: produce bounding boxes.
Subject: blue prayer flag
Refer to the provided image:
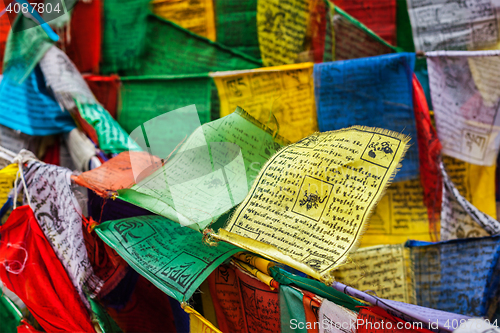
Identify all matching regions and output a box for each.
[0,66,75,136]
[314,53,418,182]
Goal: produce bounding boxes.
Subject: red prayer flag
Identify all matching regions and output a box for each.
[82,226,129,298]
[41,136,60,166]
[208,264,281,333]
[17,319,44,333]
[0,1,11,73]
[62,0,101,73]
[302,290,321,333]
[208,264,245,333]
[412,75,442,241]
[333,0,397,45]
[106,275,178,333]
[84,75,121,119]
[358,307,433,333]
[0,205,95,333]
[309,0,328,63]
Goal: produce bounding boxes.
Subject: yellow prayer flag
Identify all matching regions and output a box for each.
[185,305,222,333]
[232,259,277,289]
[151,0,216,41]
[332,244,415,304]
[257,0,310,66]
[362,178,432,247]
[443,156,496,220]
[199,280,219,329]
[233,252,275,275]
[211,63,318,143]
[362,156,496,246]
[215,127,410,282]
[0,164,18,206]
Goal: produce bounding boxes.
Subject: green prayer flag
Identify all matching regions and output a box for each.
[3,14,53,83]
[101,0,150,74]
[396,0,415,52]
[88,297,123,333]
[102,1,261,76]
[3,0,77,82]
[280,286,308,333]
[323,3,333,63]
[124,14,262,76]
[118,75,212,134]
[395,1,432,107]
[0,295,22,333]
[94,215,241,302]
[214,0,261,60]
[270,267,364,312]
[118,107,286,231]
[210,79,221,121]
[76,101,141,154]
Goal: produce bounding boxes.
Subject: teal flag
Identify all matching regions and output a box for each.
[76,101,141,154]
[270,267,364,312]
[95,215,242,302]
[280,286,307,333]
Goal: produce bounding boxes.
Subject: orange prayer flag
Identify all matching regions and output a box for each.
[72,151,161,197]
